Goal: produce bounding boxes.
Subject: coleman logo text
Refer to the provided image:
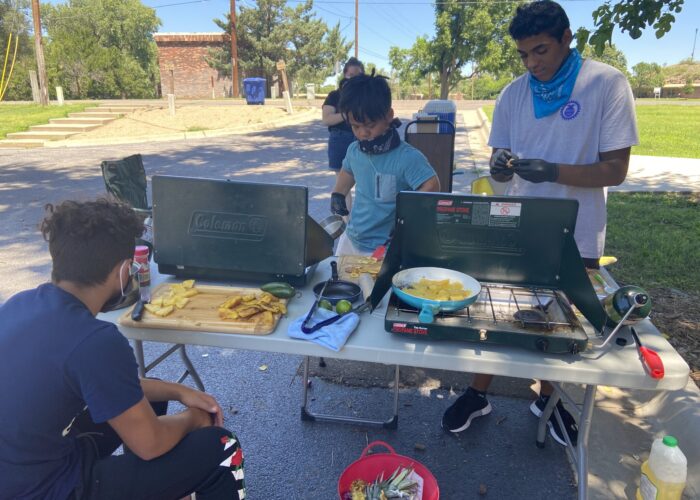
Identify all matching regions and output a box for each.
[189,211,267,241]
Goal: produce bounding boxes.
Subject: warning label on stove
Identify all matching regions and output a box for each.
[489,202,521,228]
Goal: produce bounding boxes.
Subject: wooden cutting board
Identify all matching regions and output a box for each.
[118,283,287,335]
[337,254,383,283]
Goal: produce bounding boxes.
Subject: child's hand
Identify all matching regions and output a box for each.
[330,192,349,216]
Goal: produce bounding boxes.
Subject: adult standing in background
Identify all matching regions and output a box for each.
[322,57,365,212]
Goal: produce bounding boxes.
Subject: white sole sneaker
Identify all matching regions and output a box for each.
[444,402,492,433]
[529,400,568,447]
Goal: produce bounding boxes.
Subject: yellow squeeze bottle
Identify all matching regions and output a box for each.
[636,436,687,500]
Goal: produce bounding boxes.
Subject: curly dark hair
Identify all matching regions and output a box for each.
[338,70,392,124]
[41,199,144,286]
[509,0,570,42]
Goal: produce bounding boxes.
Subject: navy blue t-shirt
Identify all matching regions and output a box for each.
[0,284,144,500]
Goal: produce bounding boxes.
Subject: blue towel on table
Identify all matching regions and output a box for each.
[288,308,360,352]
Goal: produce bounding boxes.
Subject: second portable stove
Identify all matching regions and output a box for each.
[370,192,609,354]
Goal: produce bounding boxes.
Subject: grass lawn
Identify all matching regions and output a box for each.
[633,106,699,158]
[0,103,89,139]
[480,104,700,159]
[607,192,700,293]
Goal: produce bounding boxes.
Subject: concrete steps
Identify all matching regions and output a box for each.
[0,139,45,149]
[69,111,123,119]
[52,116,116,125]
[30,123,101,133]
[5,130,79,141]
[84,106,144,113]
[0,104,146,148]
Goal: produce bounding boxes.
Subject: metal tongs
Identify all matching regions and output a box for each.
[301,274,372,334]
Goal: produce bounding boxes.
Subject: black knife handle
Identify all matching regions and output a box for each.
[131,300,145,321]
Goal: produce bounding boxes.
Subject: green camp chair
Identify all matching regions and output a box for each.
[100,154,205,391]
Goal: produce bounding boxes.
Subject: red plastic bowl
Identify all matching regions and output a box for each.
[338,441,439,499]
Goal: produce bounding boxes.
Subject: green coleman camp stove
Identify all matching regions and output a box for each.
[369,192,609,355]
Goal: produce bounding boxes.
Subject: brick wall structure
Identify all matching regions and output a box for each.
[154,33,232,99]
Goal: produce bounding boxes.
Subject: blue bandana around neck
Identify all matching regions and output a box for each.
[529,48,583,119]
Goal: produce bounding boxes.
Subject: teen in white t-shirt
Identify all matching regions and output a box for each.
[489,58,638,259]
[442,0,638,448]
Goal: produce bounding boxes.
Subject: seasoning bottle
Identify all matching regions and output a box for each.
[602,285,652,326]
[133,245,151,301]
[636,435,687,500]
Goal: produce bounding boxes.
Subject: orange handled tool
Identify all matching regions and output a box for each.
[629,327,665,379]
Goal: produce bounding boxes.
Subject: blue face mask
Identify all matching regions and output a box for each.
[529,48,583,119]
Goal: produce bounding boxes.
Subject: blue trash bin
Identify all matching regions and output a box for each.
[243,77,266,105]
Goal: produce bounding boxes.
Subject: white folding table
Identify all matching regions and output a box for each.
[99,259,689,500]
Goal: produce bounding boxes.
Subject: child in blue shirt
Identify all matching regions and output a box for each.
[330,72,440,255]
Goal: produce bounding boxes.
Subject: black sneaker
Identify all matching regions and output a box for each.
[530,395,578,446]
[442,388,492,433]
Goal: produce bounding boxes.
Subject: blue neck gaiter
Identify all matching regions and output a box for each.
[529,48,583,119]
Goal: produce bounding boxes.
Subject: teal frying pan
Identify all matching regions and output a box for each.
[392,267,481,323]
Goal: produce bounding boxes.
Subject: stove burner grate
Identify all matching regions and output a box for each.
[390,282,577,332]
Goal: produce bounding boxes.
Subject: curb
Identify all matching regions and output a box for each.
[476,107,491,147]
[43,107,319,149]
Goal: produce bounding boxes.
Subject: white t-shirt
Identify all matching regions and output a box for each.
[488,59,638,258]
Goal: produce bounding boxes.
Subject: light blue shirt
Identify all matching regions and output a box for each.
[342,141,436,252]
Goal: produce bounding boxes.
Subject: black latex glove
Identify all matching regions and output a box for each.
[330,192,349,216]
[512,159,559,183]
[489,148,516,179]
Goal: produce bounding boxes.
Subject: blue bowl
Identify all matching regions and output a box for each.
[391,267,481,323]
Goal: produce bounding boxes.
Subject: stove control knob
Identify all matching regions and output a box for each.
[479,329,488,341]
[535,338,549,352]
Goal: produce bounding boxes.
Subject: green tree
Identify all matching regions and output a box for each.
[581,43,629,76]
[576,0,685,55]
[208,0,351,95]
[1,0,34,100]
[43,0,161,99]
[388,0,520,100]
[630,62,664,97]
[432,0,518,98]
[682,78,695,96]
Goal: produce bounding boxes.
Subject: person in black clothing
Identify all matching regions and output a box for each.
[322,57,364,212]
[0,199,245,500]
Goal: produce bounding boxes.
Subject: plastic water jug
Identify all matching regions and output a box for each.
[636,436,687,500]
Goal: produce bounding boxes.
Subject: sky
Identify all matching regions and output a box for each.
[141,0,699,74]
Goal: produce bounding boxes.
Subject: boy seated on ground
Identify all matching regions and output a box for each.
[0,199,245,500]
[330,72,440,256]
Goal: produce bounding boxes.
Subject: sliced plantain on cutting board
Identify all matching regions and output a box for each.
[337,254,383,283]
[119,281,288,335]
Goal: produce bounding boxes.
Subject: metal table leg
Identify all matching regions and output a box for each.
[536,391,560,448]
[130,340,206,392]
[538,383,597,500]
[576,385,596,500]
[300,356,400,429]
[178,344,206,391]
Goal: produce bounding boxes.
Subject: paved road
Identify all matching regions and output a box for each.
[0,113,576,499]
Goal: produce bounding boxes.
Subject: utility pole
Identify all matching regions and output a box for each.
[230,0,239,97]
[31,0,48,105]
[692,28,698,62]
[354,0,358,58]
